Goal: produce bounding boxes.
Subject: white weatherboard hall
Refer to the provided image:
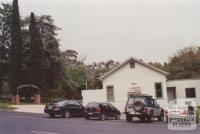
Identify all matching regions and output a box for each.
[82,57,200,112]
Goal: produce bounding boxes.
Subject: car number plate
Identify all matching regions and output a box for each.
[88,113,93,115]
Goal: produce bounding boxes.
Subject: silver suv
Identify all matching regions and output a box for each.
[125,94,164,123]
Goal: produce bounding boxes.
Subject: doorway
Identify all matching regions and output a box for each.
[167,87,176,103]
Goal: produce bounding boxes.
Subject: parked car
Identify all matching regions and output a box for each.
[125,94,164,123]
[165,105,199,123]
[85,102,121,120]
[44,100,85,118]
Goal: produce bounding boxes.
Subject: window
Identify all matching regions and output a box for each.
[147,99,155,107]
[155,82,163,98]
[130,60,135,68]
[107,86,114,102]
[185,88,196,98]
[74,102,81,108]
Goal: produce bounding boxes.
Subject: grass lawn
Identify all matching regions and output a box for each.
[0,102,16,110]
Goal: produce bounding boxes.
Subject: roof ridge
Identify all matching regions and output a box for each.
[100,57,169,80]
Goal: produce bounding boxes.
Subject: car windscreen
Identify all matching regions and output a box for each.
[86,103,99,108]
[55,100,69,106]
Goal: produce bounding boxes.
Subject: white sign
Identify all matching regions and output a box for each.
[129,83,141,93]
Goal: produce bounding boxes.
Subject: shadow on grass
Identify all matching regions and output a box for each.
[0,102,17,110]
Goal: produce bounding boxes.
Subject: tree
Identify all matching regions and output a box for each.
[29,12,46,94]
[23,15,63,97]
[0,3,12,95]
[61,50,87,99]
[148,62,164,70]
[87,60,119,89]
[166,46,200,80]
[8,0,24,95]
[0,2,64,98]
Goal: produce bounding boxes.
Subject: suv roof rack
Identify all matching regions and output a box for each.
[129,93,153,98]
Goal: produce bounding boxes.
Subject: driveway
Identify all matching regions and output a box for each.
[12,104,45,114]
[0,111,199,134]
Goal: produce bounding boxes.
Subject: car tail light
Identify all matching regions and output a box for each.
[144,107,148,113]
[181,110,187,115]
[96,107,101,112]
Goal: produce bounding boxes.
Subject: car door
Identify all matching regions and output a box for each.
[153,100,160,116]
[101,103,109,117]
[107,103,116,117]
[147,99,157,116]
[67,102,76,116]
[74,102,84,116]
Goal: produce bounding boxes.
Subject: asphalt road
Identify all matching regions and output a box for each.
[0,110,199,134]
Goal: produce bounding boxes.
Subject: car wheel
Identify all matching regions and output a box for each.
[158,114,164,121]
[49,113,55,118]
[115,114,120,120]
[85,116,90,120]
[63,111,71,118]
[166,116,168,122]
[126,114,132,122]
[147,112,154,123]
[100,114,106,121]
[140,117,146,122]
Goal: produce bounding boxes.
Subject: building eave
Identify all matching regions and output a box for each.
[100,57,170,80]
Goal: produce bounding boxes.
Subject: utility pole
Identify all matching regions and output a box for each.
[85,81,88,90]
[0,43,3,96]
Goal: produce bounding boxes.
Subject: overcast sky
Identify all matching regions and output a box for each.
[2,0,200,64]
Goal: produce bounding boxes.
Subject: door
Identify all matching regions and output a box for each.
[74,102,84,116]
[147,99,159,116]
[67,102,76,116]
[153,100,160,116]
[107,103,116,117]
[167,87,176,103]
[101,103,110,117]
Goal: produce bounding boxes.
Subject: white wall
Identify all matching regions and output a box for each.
[82,89,106,106]
[167,79,200,106]
[102,62,168,112]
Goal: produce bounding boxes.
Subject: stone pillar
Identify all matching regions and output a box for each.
[15,95,20,105]
[35,95,40,105]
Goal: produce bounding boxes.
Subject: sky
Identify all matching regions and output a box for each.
[2,0,200,64]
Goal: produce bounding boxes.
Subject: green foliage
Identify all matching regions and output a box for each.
[65,64,87,91]
[0,101,16,110]
[23,14,63,96]
[29,12,46,92]
[0,3,12,95]
[86,60,119,89]
[149,46,200,80]
[0,2,64,99]
[166,46,200,80]
[8,0,24,95]
[148,62,164,70]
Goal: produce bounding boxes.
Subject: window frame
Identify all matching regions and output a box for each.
[106,85,115,102]
[130,60,135,68]
[154,82,163,99]
[185,88,196,98]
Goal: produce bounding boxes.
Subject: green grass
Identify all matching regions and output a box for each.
[0,102,16,110]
